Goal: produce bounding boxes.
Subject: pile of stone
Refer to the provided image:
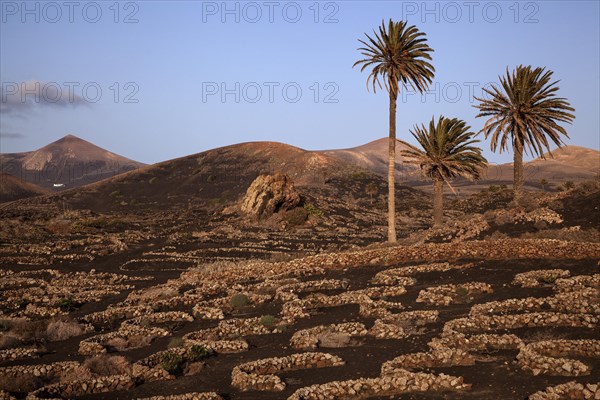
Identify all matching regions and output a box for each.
[290,323,367,349]
[0,361,79,380]
[288,368,469,399]
[280,291,372,323]
[354,285,408,299]
[120,311,194,328]
[430,333,522,352]
[470,288,600,317]
[555,274,600,292]
[528,381,600,400]
[517,340,600,376]
[183,317,281,354]
[470,297,549,316]
[231,352,344,392]
[359,299,405,318]
[79,324,170,355]
[416,282,493,306]
[444,312,597,335]
[372,262,474,285]
[275,279,349,302]
[136,393,224,400]
[29,374,134,398]
[186,240,599,287]
[192,305,224,320]
[0,347,41,362]
[381,348,475,372]
[369,311,439,339]
[81,305,155,326]
[1,269,151,318]
[513,269,571,287]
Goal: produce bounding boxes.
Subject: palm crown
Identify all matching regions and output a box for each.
[353,19,435,97]
[474,65,575,158]
[401,116,488,182]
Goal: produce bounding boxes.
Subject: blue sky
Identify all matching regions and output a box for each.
[1,0,598,164]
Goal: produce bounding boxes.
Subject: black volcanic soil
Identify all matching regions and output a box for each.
[8,257,592,400]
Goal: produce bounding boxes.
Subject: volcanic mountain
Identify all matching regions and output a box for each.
[41,140,385,213]
[0,134,145,191]
[321,138,419,180]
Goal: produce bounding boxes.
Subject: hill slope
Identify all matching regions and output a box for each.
[0,173,50,203]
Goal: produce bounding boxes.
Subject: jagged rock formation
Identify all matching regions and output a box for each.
[241,174,301,219]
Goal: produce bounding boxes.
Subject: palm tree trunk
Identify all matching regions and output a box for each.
[387,91,397,243]
[433,177,443,226]
[513,139,524,200]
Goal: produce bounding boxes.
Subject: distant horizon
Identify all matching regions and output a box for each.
[1,1,599,164]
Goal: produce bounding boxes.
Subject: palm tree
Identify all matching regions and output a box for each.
[474,65,575,200]
[401,116,488,226]
[353,19,434,243]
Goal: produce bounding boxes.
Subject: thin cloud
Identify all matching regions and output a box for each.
[1,80,88,115]
[0,132,25,139]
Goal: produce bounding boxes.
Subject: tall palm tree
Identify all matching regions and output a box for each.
[353,19,434,243]
[401,116,488,226]
[474,65,575,200]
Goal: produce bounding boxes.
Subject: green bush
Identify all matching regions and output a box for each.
[454,286,469,297]
[55,297,77,311]
[160,351,184,374]
[188,345,211,362]
[304,202,324,218]
[229,294,250,308]
[259,315,279,328]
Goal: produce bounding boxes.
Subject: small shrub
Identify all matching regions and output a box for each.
[160,351,184,374]
[541,275,557,284]
[284,207,308,226]
[304,202,324,218]
[0,374,46,394]
[488,185,500,193]
[12,319,48,342]
[46,320,85,341]
[188,345,211,362]
[229,294,250,308]
[55,297,78,312]
[455,286,469,297]
[105,337,128,351]
[109,190,123,198]
[126,334,152,349]
[84,355,130,376]
[259,315,279,328]
[168,337,184,349]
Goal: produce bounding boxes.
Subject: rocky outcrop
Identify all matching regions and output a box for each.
[241,174,301,219]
